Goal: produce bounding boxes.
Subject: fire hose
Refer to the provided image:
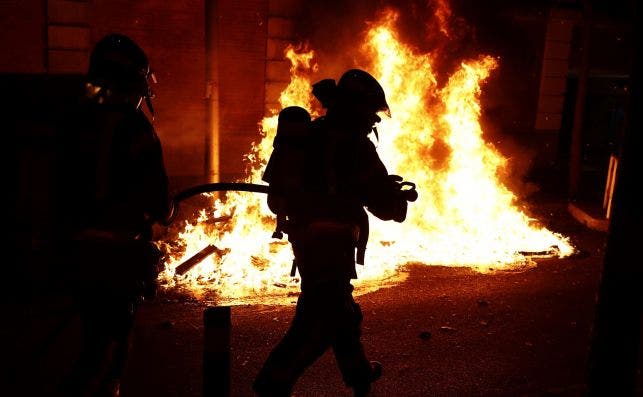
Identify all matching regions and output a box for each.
[165,183,271,276]
[166,179,418,274]
[166,177,417,224]
[165,182,269,226]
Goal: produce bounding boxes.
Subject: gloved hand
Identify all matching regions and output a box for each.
[388,175,418,202]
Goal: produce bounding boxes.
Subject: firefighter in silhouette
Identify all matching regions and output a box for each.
[255,69,416,397]
[57,33,171,397]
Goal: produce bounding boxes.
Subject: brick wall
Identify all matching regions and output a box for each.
[0,0,45,73]
[91,1,206,185]
[46,0,90,73]
[2,0,306,185]
[265,0,303,114]
[217,0,268,182]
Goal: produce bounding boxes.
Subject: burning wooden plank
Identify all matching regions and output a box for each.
[175,244,228,276]
[518,246,560,257]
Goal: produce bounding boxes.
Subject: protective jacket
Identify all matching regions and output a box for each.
[61,100,170,240]
[58,99,170,295]
[263,112,407,281]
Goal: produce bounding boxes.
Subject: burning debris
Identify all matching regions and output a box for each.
[158,7,574,303]
[175,244,229,276]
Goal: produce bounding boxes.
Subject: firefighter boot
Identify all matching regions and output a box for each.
[353,361,382,397]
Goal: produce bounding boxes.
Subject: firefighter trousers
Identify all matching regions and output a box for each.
[253,280,373,396]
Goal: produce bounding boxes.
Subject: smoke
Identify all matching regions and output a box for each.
[292,0,543,196]
[295,0,490,84]
[294,0,377,79]
[479,111,541,200]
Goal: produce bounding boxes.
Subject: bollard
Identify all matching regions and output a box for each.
[203,306,231,397]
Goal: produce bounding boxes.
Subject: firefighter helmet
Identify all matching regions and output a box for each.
[87,34,155,111]
[336,69,390,116]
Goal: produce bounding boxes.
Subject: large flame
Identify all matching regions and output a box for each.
[158,9,573,303]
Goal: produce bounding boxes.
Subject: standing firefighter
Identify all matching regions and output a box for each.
[57,34,171,397]
[255,69,416,397]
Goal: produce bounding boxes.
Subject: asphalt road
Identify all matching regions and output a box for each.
[5,198,639,397]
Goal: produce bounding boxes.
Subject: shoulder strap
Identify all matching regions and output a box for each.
[95,109,126,201]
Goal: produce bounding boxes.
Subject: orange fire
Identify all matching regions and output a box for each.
[158,10,573,303]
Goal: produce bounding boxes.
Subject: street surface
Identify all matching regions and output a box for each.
[6,198,638,396]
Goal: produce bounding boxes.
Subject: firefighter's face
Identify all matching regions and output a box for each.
[331,100,383,136]
[352,110,381,136]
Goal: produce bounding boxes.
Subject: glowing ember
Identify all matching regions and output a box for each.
[158,9,574,303]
